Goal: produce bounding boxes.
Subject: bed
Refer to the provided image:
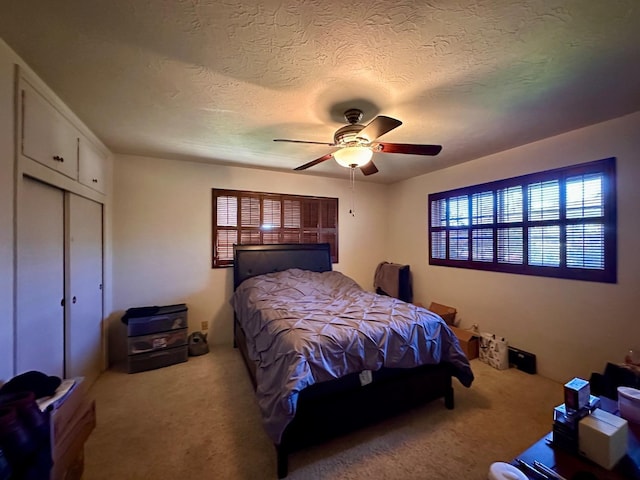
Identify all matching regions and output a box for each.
[231,243,474,478]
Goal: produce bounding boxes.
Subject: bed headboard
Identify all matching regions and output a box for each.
[233,243,333,289]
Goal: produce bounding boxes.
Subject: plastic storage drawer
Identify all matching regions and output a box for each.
[128,346,188,374]
[127,328,188,355]
[124,304,188,336]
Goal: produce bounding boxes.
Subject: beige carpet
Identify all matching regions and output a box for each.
[83,347,563,479]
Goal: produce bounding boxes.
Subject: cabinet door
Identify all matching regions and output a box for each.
[16,177,65,378]
[21,81,79,180]
[78,138,106,194]
[66,193,103,385]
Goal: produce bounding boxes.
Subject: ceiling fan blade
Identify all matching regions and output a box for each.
[377,142,442,156]
[360,160,378,176]
[274,138,335,146]
[356,116,402,142]
[293,153,334,171]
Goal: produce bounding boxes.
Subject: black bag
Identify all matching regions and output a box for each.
[188,332,209,356]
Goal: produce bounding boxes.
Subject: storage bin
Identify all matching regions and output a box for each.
[128,347,188,374]
[124,303,189,373]
[127,329,188,355]
[124,304,188,336]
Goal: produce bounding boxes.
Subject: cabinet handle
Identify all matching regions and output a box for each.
[52,155,65,162]
[72,296,77,304]
[92,178,98,183]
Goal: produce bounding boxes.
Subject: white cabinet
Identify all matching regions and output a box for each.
[21,80,79,180]
[14,68,108,384]
[19,74,109,198]
[79,138,107,194]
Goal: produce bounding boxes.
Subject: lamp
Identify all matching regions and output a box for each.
[333,146,373,168]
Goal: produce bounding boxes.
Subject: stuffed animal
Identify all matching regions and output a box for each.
[188,332,209,356]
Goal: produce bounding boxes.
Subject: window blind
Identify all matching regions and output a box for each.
[428,157,616,283]
[212,189,339,267]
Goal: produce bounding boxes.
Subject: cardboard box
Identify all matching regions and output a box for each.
[449,326,479,360]
[579,408,629,470]
[47,379,96,480]
[51,401,96,480]
[428,302,457,325]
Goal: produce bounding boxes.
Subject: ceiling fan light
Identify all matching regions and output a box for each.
[333,146,373,168]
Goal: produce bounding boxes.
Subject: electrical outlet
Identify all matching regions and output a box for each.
[201,321,209,331]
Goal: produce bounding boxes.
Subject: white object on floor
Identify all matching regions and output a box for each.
[488,461,527,480]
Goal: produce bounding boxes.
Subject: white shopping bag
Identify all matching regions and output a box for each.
[479,333,509,370]
[488,336,509,370]
[479,333,493,364]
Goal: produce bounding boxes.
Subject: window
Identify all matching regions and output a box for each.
[428,157,616,283]
[212,189,338,267]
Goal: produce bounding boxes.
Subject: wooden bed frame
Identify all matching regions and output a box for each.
[232,243,455,478]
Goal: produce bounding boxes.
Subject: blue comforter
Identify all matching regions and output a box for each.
[231,268,474,443]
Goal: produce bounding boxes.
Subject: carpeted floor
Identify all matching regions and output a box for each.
[83,347,563,479]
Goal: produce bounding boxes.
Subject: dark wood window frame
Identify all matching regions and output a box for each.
[212,189,339,268]
[428,157,617,283]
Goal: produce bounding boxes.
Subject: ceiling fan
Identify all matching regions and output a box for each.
[274,108,442,176]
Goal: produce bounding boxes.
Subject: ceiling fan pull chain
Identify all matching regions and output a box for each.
[349,167,356,216]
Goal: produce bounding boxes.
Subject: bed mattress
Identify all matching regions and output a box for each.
[232,268,474,443]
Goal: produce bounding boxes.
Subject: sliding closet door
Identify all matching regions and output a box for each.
[66,193,103,385]
[16,176,65,378]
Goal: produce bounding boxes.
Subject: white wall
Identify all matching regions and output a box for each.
[0,40,17,381]
[109,154,390,363]
[387,112,640,383]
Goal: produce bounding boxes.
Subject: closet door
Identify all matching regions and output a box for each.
[66,193,103,385]
[16,177,65,378]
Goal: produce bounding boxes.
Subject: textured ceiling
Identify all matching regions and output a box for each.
[1,1,639,184]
